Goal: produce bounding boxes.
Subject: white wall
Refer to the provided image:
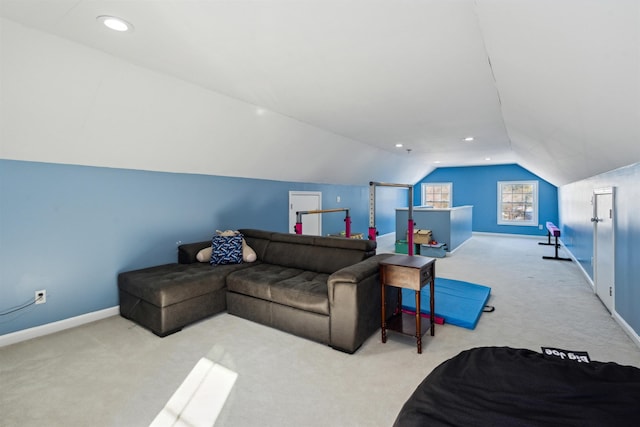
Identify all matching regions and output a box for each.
[1,18,425,186]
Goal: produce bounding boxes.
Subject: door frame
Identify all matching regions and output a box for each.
[592,187,615,313]
[288,191,322,236]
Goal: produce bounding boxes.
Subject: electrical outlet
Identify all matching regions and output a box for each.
[35,290,46,304]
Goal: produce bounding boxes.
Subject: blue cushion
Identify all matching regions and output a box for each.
[210,235,243,265]
[401,278,491,330]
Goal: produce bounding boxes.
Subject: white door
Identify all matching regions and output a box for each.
[593,188,614,313]
[289,191,322,235]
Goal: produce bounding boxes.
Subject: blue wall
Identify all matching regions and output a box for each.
[559,163,640,336]
[0,160,399,335]
[414,164,558,235]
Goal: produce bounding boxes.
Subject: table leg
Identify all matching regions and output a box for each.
[430,277,435,336]
[415,290,422,354]
[381,269,387,344]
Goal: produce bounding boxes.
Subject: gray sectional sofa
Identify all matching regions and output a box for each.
[118,228,394,353]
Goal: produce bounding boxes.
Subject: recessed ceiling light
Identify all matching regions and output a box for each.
[97,15,133,32]
[395,143,403,148]
[434,160,441,164]
[485,157,491,161]
[464,137,475,142]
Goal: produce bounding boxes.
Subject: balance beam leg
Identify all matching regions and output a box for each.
[538,231,556,246]
[542,235,571,261]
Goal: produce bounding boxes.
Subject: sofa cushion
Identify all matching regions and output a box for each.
[238,229,273,260]
[270,271,331,315]
[226,263,303,301]
[312,235,376,253]
[262,241,369,274]
[238,229,377,273]
[118,262,250,307]
[226,264,330,315]
[255,231,376,273]
[210,235,243,265]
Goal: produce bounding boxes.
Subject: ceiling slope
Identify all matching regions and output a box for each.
[476,0,640,186]
[1,0,638,186]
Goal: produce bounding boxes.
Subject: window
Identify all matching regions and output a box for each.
[421,183,452,208]
[497,181,538,226]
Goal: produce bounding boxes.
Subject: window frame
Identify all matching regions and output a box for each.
[497,180,538,226]
[421,182,452,208]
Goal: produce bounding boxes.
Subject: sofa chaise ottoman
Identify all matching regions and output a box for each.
[118,262,250,337]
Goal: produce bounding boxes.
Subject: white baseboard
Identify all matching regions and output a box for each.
[567,248,595,292]
[613,311,640,350]
[557,244,640,351]
[0,306,120,348]
[472,231,543,239]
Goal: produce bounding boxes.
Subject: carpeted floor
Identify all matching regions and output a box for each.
[1,234,639,427]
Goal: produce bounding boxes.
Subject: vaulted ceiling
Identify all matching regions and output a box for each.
[1,0,639,186]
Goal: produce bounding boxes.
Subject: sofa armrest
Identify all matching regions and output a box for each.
[327,253,395,353]
[178,241,212,264]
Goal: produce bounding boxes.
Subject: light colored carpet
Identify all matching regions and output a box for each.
[150,357,237,427]
[1,234,639,427]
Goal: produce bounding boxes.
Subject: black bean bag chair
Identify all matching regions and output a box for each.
[394,346,640,427]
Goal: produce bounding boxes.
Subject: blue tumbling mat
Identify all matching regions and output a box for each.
[401,278,491,330]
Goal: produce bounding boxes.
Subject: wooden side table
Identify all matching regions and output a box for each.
[380,255,435,354]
